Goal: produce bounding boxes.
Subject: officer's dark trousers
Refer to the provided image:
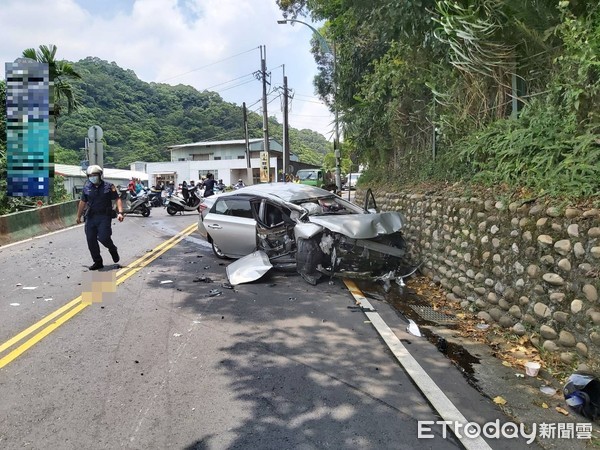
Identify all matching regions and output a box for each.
[85,214,117,263]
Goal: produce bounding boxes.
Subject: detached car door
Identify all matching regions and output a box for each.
[203,196,257,258]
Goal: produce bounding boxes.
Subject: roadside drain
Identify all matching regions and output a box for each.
[359,281,481,380]
[409,305,458,325]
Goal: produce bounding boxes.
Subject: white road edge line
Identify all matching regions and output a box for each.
[348,286,492,450]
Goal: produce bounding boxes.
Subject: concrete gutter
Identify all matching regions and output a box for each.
[0,200,79,246]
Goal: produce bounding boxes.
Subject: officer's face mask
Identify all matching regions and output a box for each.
[89,175,101,185]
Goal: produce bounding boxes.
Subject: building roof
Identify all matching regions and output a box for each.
[54,164,148,181]
[167,138,281,150]
[167,138,260,149]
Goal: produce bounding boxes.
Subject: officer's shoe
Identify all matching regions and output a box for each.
[109,247,120,263]
[89,262,104,270]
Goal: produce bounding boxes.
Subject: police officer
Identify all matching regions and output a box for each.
[201,173,217,197]
[76,165,125,270]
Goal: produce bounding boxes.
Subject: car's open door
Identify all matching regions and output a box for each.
[364,188,378,213]
[203,197,257,258]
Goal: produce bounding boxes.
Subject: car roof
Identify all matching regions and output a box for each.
[223,182,334,203]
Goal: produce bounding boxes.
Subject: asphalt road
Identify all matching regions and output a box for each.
[0,207,537,449]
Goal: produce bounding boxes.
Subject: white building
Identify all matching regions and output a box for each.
[137,138,314,188]
[55,164,148,199]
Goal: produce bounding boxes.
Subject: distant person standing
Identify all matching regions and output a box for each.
[135,178,143,195]
[202,173,217,197]
[188,180,197,205]
[181,180,190,204]
[126,177,136,210]
[76,165,124,270]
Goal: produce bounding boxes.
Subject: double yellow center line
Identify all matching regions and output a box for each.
[0,223,198,369]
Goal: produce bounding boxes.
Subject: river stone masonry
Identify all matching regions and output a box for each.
[357,189,600,368]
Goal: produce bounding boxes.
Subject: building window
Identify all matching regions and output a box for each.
[178,158,186,161]
[237,155,245,159]
[198,170,218,180]
[214,156,221,160]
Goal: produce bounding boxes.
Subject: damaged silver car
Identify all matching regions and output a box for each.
[197,183,414,285]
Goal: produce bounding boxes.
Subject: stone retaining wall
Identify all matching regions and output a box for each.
[358,189,600,368]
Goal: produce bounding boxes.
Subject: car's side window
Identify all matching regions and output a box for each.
[264,203,284,227]
[211,198,253,218]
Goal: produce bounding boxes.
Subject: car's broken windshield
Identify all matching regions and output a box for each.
[298,196,363,215]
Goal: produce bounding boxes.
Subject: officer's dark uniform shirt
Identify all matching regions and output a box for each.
[203,178,217,197]
[81,180,118,216]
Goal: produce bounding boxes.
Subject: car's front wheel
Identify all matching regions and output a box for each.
[296,237,324,285]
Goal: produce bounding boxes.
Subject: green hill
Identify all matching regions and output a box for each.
[55,57,331,168]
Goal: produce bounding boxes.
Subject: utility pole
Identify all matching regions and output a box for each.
[260,45,270,180]
[243,102,250,168]
[283,73,290,181]
[243,101,252,183]
[332,43,342,193]
[87,125,104,168]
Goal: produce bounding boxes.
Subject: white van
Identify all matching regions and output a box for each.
[343,172,362,190]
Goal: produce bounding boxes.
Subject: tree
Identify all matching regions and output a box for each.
[276,0,600,198]
[0,80,5,150]
[22,44,81,122]
[0,45,82,214]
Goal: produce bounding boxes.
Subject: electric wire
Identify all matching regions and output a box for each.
[204,72,255,91]
[158,47,259,82]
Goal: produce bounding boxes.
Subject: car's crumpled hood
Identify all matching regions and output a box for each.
[307,211,403,239]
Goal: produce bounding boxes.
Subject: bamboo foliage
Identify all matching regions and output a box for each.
[433,0,515,122]
[435,1,514,76]
[278,0,600,197]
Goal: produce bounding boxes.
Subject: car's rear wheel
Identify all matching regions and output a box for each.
[212,240,229,259]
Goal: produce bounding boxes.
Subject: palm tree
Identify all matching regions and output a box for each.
[22,44,81,121]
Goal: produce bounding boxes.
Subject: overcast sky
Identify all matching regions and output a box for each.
[1,0,335,140]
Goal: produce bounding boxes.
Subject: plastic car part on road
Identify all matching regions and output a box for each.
[226,250,273,285]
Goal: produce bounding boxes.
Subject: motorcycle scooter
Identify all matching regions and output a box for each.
[165,186,202,215]
[119,188,152,217]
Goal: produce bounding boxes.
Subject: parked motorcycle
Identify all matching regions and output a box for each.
[119,188,151,217]
[164,187,202,215]
[147,188,163,207]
